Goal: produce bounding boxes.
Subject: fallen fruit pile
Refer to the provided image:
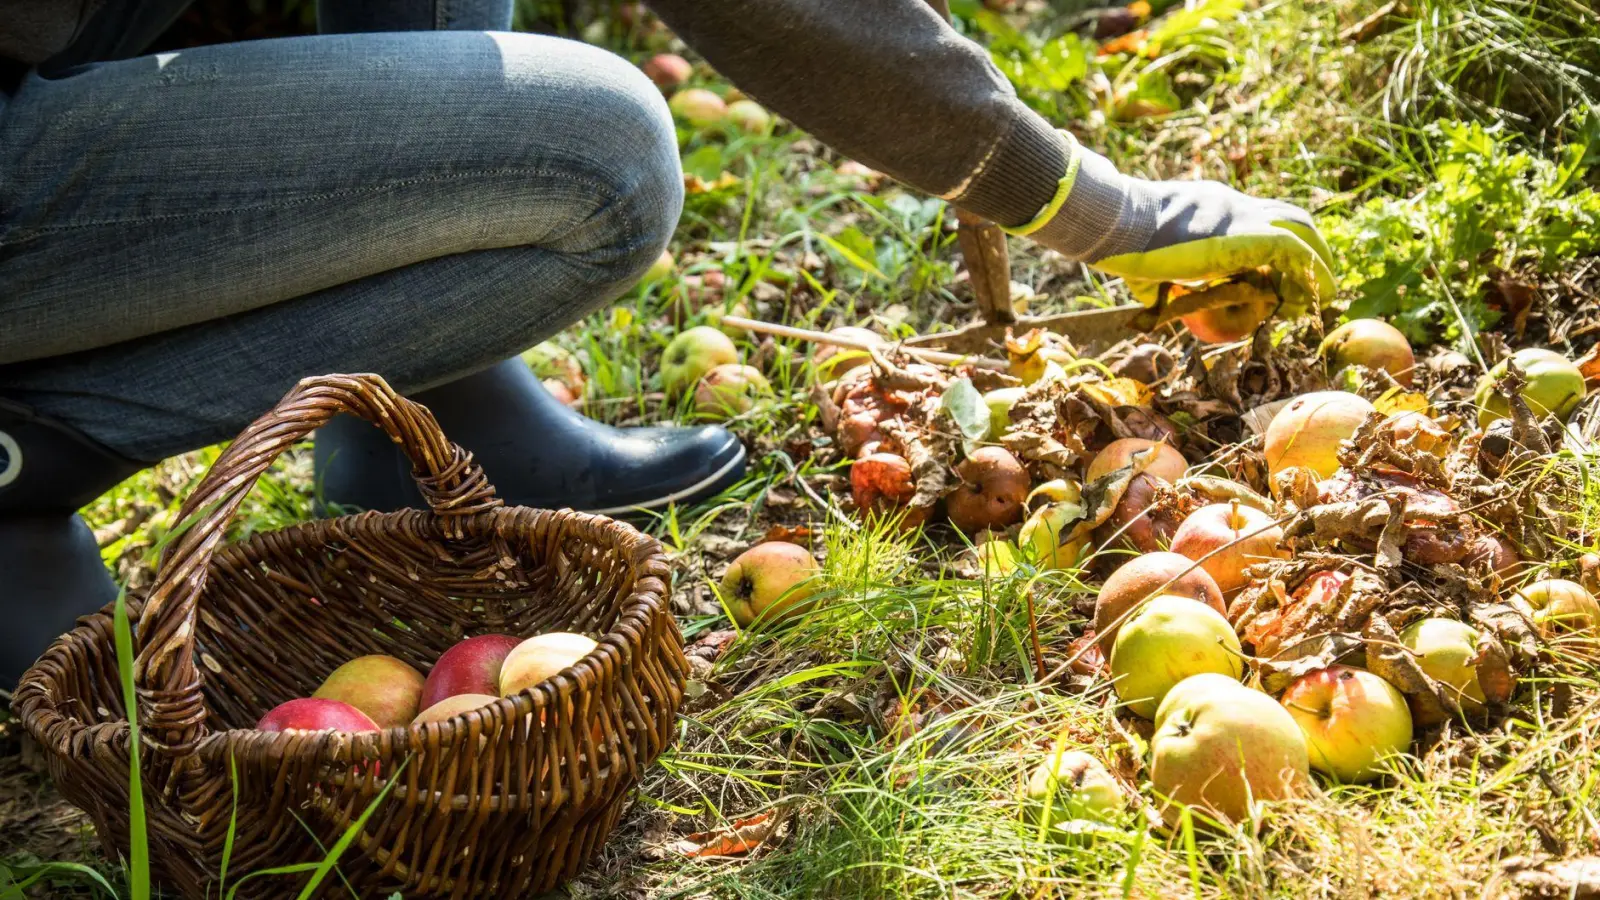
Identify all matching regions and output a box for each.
[255,631,597,733]
[795,315,1598,829]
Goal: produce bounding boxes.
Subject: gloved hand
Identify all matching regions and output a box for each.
[1010,133,1335,318]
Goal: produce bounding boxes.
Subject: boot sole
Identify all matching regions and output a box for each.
[583,443,747,516]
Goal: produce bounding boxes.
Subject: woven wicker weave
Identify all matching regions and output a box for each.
[15,373,687,899]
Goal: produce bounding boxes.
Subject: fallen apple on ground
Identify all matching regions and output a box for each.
[1019,501,1086,569]
[413,693,501,726]
[258,697,380,733]
[1178,279,1277,344]
[851,452,917,519]
[1085,438,1187,484]
[1024,748,1123,830]
[983,387,1027,441]
[668,87,727,126]
[498,633,599,697]
[1280,665,1412,783]
[973,540,1022,578]
[1109,595,1243,719]
[642,248,675,283]
[725,99,772,134]
[813,326,882,381]
[1514,578,1600,653]
[312,655,426,729]
[1150,674,1309,827]
[694,363,772,418]
[1475,347,1585,426]
[662,325,739,394]
[1398,618,1488,724]
[1319,319,1416,386]
[420,634,522,711]
[720,541,821,628]
[1094,551,1226,654]
[1264,390,1376,485]
[641,53,691,90]
[1169,500,1288,595]
[946,447,1029,534]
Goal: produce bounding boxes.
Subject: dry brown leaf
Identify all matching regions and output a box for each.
[762,524,813,544]
[1504,856,1600,898]
[667,812,781,858]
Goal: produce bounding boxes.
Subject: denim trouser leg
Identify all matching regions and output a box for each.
[0,30,683,461]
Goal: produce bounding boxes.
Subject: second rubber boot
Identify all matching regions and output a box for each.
[0,400,148,688]
[314,358,747,516]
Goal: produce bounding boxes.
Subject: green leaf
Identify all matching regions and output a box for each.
[817,229,885,279]
[681,145,725,183]
[941,378,992,450]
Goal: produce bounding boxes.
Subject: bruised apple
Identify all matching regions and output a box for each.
[420,634,521,710]
[1319,319,1416,387]
[1085,438,1187,484]
[1150,674,1309,827]
[413,693,501,726]
[662,326,739,394]
[1097,472,1184,554]
[852,452,918,520]
[258,697,380,733]
[1169,501,1287,595]
[946,447,1029,534]
[1109,596,1243,719]
[693,364,772,418]
[1094,551,1225,654]
[1264,391,1376,485]
[499,633,599,697]
[313,655,426,729]
[720,542,821,628]
[1024,748,1123,830]
[1280,666,1412,783]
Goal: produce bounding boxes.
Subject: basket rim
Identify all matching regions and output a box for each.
[16,504,674,761]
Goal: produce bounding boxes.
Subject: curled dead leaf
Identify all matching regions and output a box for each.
[666,812,782,859]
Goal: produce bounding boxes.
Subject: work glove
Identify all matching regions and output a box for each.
[1010,133,1336,319]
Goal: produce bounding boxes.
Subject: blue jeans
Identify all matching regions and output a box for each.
[0,0,683,461]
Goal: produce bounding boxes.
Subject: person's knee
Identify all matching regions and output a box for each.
[496,35,683,284]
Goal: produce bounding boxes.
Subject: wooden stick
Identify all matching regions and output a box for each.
[721,315,1008,370]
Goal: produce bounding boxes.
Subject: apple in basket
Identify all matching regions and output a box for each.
[312,654,426,728]
[420,634,522,710]
[257,697,380,733]
[498,633,600,697]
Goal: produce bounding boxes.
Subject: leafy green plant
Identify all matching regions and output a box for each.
[1325,119,1600,343]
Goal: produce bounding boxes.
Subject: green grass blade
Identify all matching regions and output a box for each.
[291,757,409,900]
[113,586,149,900]
[2,861,120,898]
[218,753,240,892]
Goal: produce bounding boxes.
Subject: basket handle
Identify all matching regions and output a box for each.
[132,373,502,764]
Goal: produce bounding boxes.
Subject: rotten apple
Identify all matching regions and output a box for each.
[946,447,1029,534]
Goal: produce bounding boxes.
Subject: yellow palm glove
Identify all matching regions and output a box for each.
[1009,133,1335,319]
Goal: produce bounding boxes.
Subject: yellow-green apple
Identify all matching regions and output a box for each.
[498,632,599,697]
[1169,501,1287,595]
[312,655,426,728]
[1514,578,1600,655]
[1109,595,1243,719]
[1023,748,1123,829]
[1086,438,1187,484]
[725,99,772,134]
[668,88,726,126]
[1475,347,1585,426]
[1279,666,1412,783]
[973,540,1022,578]
[413,693,501,726]
[1019,502,1087,569]
[1398,618,1486,723]
[640,53,691,90]
[1150,673,1309,826]
[420,634,521,711]
[693,363,772,418]
[720,542,821,628]
[983,387,1027,441]
[946,447,1029,534]
[662,325,739,394]
[1264,391,1376,485]
[642,248,675,283]
[1094,551,1226,654]
[1318,319,1416,387]
[813,327,882,381]
[1179,281,1276,344]
[257,697,380,733]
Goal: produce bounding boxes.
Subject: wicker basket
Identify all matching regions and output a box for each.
[15,374,687,899]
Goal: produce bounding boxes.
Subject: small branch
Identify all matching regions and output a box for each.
[721,316,1007,370]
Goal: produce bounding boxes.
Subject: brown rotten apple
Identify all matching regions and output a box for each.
[720,541,822,628]
[1169,500,1287,595]
[1085,438,1187,484]
[946,447,1029,534]
[1094,551,1225,654]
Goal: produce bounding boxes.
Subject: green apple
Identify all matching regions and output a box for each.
[1398,618,1487,723]
[983,387,1027,440]
[1109,595,1243,719]
[719,542,821,628]
[1514,578,1600,656]
[668,88,727,127]
[1279,665,1412,783]
[662,325,739,395]
[725,99,772,134]
[642,248,675,283]
[1019,502,1086,570]
[973,540,1021,578]
[1023,748,1123,831]
[1475,347,1585,426]
[1150,674,1309,827]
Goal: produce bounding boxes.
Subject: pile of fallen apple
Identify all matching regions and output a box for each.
[798,314,1598,831]
[254,632,598,735]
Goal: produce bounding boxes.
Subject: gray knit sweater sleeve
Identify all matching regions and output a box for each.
[647,0,1068,228]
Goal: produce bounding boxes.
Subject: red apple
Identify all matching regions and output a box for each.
[312,655,426,729]
[640,53,691,90]
[852,452,916,518]
[258,697,380,733]
[1280,666,1412,783]
[420,634,521,711]
[1179,282,1276,344]
[1094,551,1226,654]
[1096,472,1184,554]
[1169,501,1287,595]
[720,542,822,628]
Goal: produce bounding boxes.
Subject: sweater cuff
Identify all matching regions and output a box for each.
[948,109,1070,228]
